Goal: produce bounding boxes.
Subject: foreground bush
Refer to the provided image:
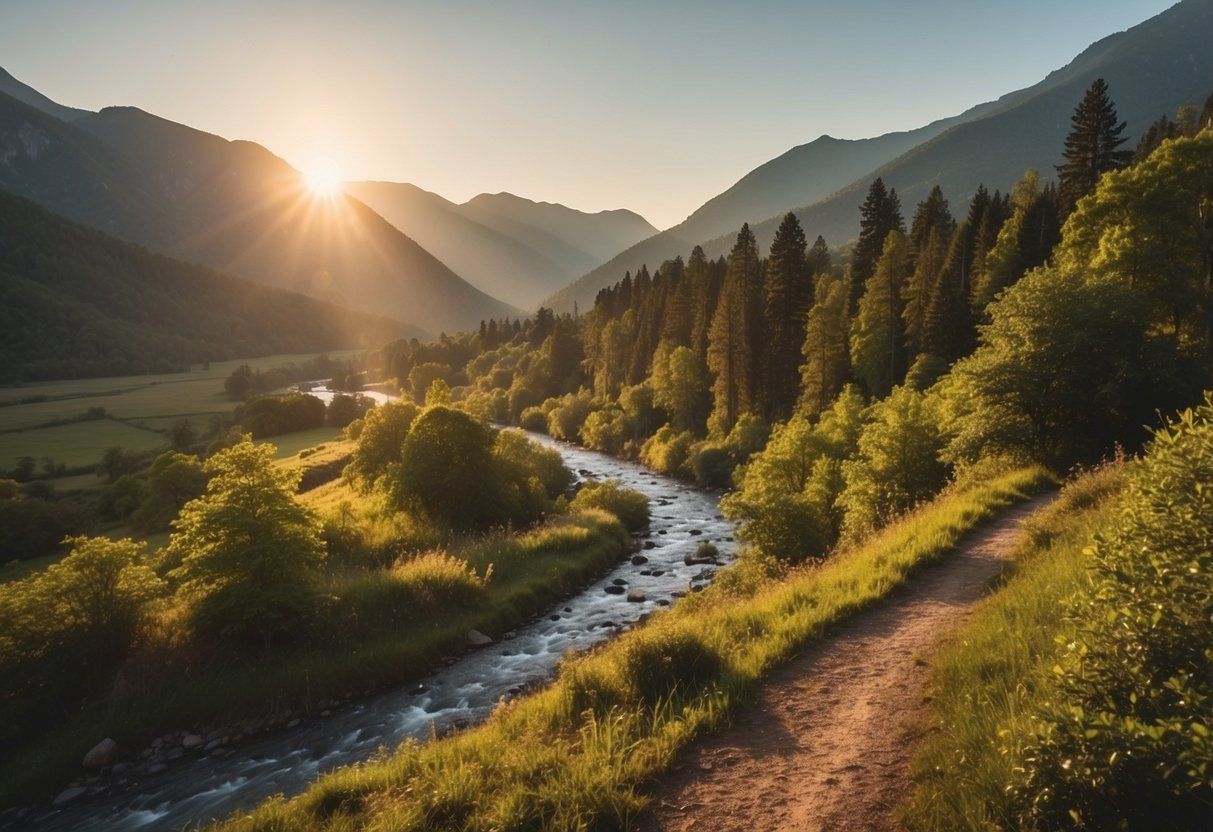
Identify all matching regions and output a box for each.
[1010,397,1213,829]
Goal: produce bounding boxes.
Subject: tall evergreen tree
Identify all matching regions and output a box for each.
[762,212,812,420]
[971,171,1060,311]
[1056,78,1133,219]
[806,235,831,277]
[850,231,910,398]
[707,224,762,435]
[849,178,904,312]
[798,274,851,417]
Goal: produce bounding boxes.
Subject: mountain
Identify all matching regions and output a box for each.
[0,82,519,336]
[0,66,91,123]
[347,181,656,309]
[547,0,1213,312]
[0,189,414,382]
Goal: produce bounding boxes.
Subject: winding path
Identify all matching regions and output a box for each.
[634,493,1053,832]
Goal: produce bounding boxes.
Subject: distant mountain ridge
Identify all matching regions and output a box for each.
[0,83,519,337]
[347,182,656,309]
[547,0,1213,312]
[0,189,414,382]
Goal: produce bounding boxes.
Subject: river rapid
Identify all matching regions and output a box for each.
[19,433,736,831]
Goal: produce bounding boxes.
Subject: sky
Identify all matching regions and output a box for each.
[0,0,1179,230]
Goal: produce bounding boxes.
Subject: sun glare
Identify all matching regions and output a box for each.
[303,156,342,198]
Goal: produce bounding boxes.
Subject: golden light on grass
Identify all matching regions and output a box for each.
[302,155,342,198]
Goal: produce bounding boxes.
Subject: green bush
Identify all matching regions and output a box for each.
[568,480,649,533]
[620,625,724,705]
[639,426,694,476]
[689,443,733,488]
[1011,395,1213,829]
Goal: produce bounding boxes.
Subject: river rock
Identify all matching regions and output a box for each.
[83,738,121,769]
[684,551,716,566]
[466,629,494,646]
[166,747,184,761]
[182,733,204,750]
[626,590,646,603]
[204,738,223,753]
[53,786,88,807]
[612,577,628,585]
[631,554,649,564]
[603,584,626,595]
[642,541,657,550]
[146,762,168,775]
[689,528,703,536]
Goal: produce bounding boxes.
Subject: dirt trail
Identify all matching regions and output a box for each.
[634,494,1053,832]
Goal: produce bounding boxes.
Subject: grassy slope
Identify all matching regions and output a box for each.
[211,466,1053,831]
[903,465,1125,830]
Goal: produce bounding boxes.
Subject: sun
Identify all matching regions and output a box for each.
[303,156,342,198]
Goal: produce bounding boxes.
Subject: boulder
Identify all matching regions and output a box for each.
[631,554,649,565]
[83,738,121,770]
[603,584,626,595]
[182,733,204,750]
[466,629,494,646]
[53,786,88,807]
[626,590,646,603]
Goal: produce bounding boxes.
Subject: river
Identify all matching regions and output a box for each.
[19,432,736,831]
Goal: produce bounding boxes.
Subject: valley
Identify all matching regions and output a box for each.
[2,1,1212,829]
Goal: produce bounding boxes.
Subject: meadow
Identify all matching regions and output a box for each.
[0,351,359,473]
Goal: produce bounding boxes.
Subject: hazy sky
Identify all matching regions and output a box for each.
[0,0,1177,229]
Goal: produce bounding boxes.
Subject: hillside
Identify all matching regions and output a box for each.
[347,181,656,309]
[0,85,519,336]
[0,190,413,382]
[547,0,1213,312]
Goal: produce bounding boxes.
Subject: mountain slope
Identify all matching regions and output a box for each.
[0,66,91,123]
[458,192,657,272]
[716,0,1213,260]
[0,190,414,382]
[0,83,518,336]
[345,181,578,309]
[548,0,1213,312]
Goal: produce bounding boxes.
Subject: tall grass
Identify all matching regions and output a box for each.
[902,463,1125,831]
[211,465,1052,832]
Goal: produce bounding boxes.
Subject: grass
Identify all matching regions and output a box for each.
[901,463,1126,831]
[0,509,633,808]
[0,351,359,473]
[207,465,1054,832]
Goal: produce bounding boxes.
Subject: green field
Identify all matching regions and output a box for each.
[0,351,360,474]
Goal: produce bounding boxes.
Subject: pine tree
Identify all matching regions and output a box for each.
[972,171,1060,311]
[903,187,955,361]
[849,178,904,312]
[762,212,811,420]
[1056,78,1133,219]
[806,235,831,277]
[798,274,851,417]
[850,231,910,398]
[707,224,762,435]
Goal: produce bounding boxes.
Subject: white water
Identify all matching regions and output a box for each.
[23,435,736,831]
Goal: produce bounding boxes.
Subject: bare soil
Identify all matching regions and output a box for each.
[633,495,1052,832]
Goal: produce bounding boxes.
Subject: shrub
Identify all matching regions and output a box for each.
[518,406,548,433]
[689,443,733,489]
[1010,396,1213,829]
[568,480,649,533]
[639,426,694,477]
[620,625,724,705]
